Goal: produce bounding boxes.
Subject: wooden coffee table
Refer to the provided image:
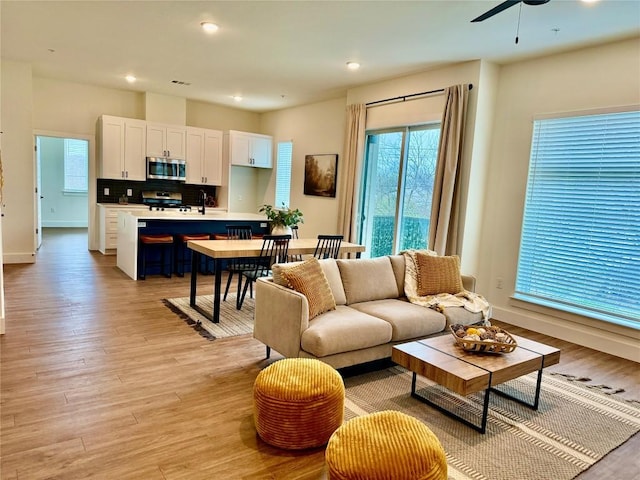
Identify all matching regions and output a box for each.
[392,334,560,433]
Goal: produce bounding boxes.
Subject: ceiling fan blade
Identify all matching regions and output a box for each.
[471,0,522,22]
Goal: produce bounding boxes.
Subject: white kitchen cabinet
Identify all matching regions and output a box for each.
[97,204,147,254]
[98,115,146,180]
[146,123,186,159]
[186,127,223,185]
[228,130,272,168]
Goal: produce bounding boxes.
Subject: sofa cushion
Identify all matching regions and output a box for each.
[337,257,399,305]
[301,306,393,357]
[318,259,347,305]
[272,258,347,306]
[388,255,406,297]
[277,258,336,319]
[415,253,464,296]
[349,299,446,341]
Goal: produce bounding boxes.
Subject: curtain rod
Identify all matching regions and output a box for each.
[365,83,473,108]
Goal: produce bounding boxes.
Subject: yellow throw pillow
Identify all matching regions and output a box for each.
[280,258,336,319]
[415,252,464,296]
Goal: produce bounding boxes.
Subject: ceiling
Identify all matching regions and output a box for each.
[2,0,639,112]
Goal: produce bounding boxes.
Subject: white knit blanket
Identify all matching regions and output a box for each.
[401,249,492,322]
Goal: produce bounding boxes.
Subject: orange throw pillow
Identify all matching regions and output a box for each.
[415,252,464,296]
[280,258,336,319]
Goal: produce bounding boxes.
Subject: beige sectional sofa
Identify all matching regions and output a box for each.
[254,255,483,369]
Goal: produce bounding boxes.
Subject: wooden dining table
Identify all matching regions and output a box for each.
[187,238,366,324]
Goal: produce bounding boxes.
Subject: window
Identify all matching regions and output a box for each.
[515,108,640,329]
[275,141,293,208]
[358,124,440,257]
[63,139,89,193]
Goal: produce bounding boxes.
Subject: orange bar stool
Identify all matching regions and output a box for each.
[175,233,212,277]
[138,234,174,280]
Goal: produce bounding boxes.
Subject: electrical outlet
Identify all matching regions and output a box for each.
[238,195,243,201]
[104,187,110,196]
[496,277,504,289]
[260,222,267,228]
[127,189,132,196]
[50,207,55,213]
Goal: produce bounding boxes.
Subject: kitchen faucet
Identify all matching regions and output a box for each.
[198,190,206,215]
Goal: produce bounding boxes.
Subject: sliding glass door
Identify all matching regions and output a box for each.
[358,124,440,257]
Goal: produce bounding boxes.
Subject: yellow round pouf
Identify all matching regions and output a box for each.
[253,358,345,450]
[325,411,447,480]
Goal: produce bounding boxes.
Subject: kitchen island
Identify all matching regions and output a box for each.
[116,210,269,280]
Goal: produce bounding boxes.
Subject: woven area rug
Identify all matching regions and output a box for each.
[344,365,640,480]
[164,293,254,340]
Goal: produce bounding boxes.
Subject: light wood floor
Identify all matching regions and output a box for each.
[1,228,638,479]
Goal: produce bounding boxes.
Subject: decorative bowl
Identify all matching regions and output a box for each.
[449,324,517,354]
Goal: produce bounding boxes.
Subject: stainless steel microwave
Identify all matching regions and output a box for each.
[146,157,186,181]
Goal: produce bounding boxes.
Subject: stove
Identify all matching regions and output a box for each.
[147,205,192,212]
[142,191,191,211]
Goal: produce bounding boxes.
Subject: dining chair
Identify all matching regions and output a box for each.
[289,225,303,262]
[223,225,254,303]
[238,235,291,309]
[313,234,344,260]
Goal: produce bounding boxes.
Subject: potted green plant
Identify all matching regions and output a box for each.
[259,203,304,235]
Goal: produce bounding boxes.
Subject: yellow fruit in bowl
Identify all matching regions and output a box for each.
[466,327,480,336]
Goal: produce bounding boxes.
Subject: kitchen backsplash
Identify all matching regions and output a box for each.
[96,178,217,206]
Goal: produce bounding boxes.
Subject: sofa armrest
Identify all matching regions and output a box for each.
[254,277,310,358]
[461,274,476,292]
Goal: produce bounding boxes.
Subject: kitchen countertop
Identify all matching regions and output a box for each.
[123,210,266,222]
[98,203,228,212]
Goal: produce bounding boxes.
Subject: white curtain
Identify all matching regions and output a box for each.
[338,104,366,242]
[428,84,470,255]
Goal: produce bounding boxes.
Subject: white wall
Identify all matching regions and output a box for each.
[261,98,347,237]
[0,45,5,332]
[479,37,640,361]
[1,60,35,264]
[187,99,260,132]
[145,92,186,125]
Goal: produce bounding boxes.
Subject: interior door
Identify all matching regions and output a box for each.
[35,136,43,250]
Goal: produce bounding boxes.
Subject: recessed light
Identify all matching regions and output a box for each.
[201,22,219,33]
[232,95,243,102]
[125,75,136,83]
[346,62,360,71]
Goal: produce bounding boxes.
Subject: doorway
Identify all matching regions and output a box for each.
[35,134,90,251]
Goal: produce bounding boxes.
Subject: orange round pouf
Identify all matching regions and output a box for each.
[325,411,447,480]
[253,358,345,450]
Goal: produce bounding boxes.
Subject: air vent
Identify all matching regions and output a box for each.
[171,80,191,86]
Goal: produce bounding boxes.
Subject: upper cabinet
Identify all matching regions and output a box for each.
[228,130,273,168]
[146,123,186,159]
[186,127,223,186]
[98,115,146,180]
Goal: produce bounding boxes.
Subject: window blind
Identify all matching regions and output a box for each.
[275,141,293,208]
[515,109,640,329]
[64,139,89,192]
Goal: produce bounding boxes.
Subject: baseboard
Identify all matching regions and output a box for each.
[492,306,639,363]
[42,221,88,228]
[2,252,36,264]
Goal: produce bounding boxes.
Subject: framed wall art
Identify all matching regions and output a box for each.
[304,154,338,198]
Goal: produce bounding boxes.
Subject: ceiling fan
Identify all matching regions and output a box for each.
[471,0,550,23]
